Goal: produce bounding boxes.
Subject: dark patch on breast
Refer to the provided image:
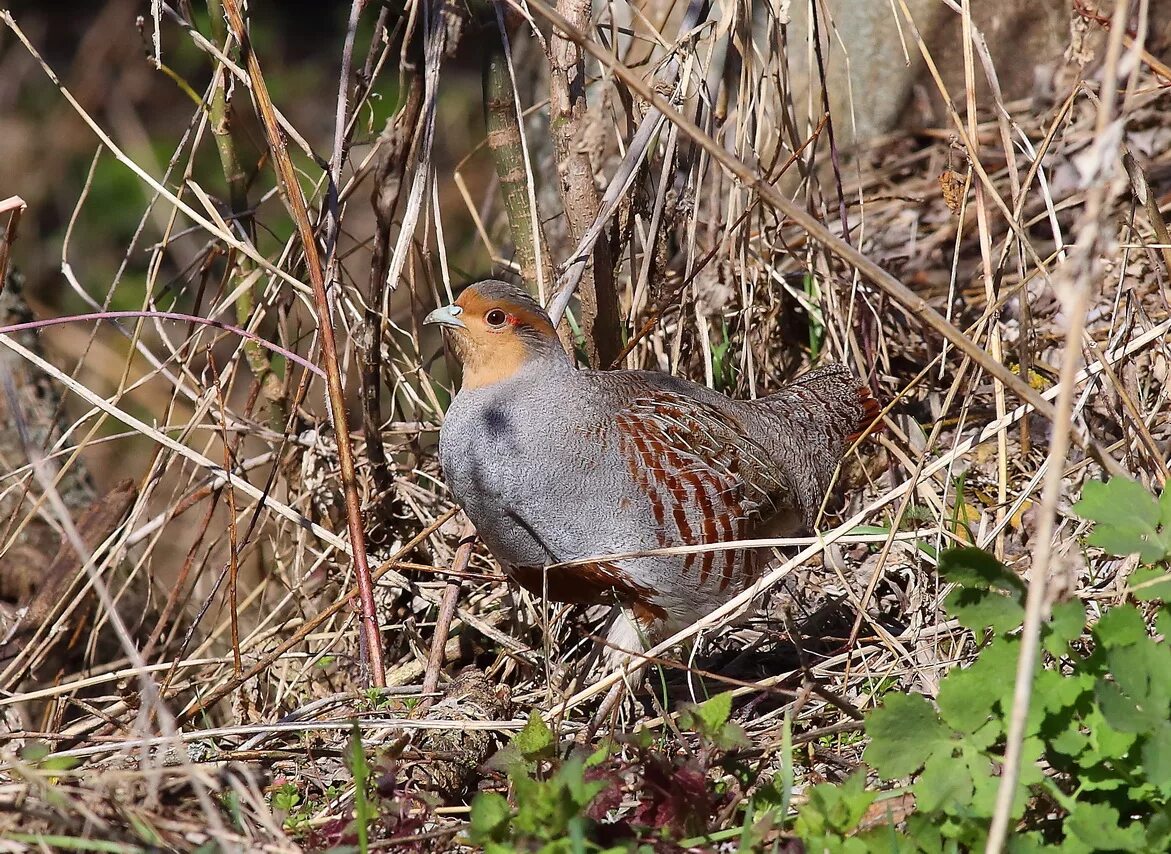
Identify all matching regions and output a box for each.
[482,405,512,438]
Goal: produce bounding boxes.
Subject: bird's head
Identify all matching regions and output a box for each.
[424,279,568,388]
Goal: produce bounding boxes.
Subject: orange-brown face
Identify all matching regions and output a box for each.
[424,280,562,389]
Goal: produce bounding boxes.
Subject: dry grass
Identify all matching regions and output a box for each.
[1,0,1169,850]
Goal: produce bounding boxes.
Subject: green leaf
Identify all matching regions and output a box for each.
[945,586,1025,634]
[1043,599,1087,654]
[681,691,733,740]
[938,547,1026,595]
[1075,477,1169,563]
[469,792,512,844]
[1065,801,1146,851]
[1142,723,1171,794]
[584,742,610,769]
[1089,522,1169,564]
[795,773,875,837]
[1094,605,1149,649]
[1018,737,1046,789]
[1075,477,1160,530]
[1034,667,1092,716]
[1006,831,1050,854]
[513,710,555,760]
[965,750,1003,819]
[938,651,1009,734]
[1048,723,1089,760]
[20,742,51,764]
[1097,680,1154,734]
[1129,566,1171,602]
[1082,705,1137,764]
[558,756,606,808]
[1096,639,1171,735]
[914,749,973,814]
[864,693,953,779]
[345,723,370,853]
[904,815,945,853]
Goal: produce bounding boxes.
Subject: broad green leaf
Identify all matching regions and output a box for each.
[1006,831,1050,854]
[558,756,606,808]
[1048,723,1089,760]
[682,690,733,739]
[1034,668,1092,716]
[1097,639,1171,735]
[1097,681,1154,734]
[1075,477,1160,529]
[945,586,1025,634]
[905,815,945,853]
[914,749,973,814]
[1043,599,1087,654]
[1111,637,1171,697]
[1094,605,1148,649]
[797,774,875,836]
[1065,801,1146,851]
[1083,706,1138,762]
[1129,566,1171,602]
[966,719,1003,752]
[1076,477,1168,562]
[965,750,1002,819]
[1144,808,1171,851]
[1018,737,1047,789]
[1089,522,1169,564]
[468,792,511,844]
[864,693,953,779]
[938,656,1004,734]
[938,547,1025,595]
[513,709,554,760]
[1142,723,1171,794]
[1157,607,1171,641]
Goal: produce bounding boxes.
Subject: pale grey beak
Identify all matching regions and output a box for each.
[423,304,466,329]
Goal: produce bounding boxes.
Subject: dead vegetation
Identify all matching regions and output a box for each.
[1,0,1169,850]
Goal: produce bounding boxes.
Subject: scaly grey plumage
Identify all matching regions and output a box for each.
[427,279,879,648]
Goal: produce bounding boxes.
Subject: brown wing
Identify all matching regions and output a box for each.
[612,388,788,592]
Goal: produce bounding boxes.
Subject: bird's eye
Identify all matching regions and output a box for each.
[485,309,508,327]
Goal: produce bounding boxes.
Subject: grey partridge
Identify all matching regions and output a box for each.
[425,280,879,654]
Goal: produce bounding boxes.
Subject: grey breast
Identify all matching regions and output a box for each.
[441,371,650,572]
[439,376,570,569]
